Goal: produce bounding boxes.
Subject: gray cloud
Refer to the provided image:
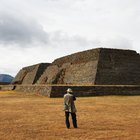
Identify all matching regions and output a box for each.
[49,31,98,47]
[0,13,48,45]
[102,37,133,50]
[0,0,140,76]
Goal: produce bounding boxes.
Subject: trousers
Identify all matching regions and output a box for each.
[65,112,77,128]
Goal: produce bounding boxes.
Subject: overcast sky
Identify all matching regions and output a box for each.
[0,0,140,76]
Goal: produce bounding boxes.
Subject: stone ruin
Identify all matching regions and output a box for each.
[3,48,140,97]
[12,63,50,84]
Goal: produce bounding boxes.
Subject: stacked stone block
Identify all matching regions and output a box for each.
[12,63,50,84]
[10,48,140,97]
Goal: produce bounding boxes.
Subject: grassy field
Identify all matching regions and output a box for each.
[0,91,140,140]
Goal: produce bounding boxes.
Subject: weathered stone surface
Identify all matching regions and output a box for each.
[50,85,140,97]
[53,48,100,66]
[14,85,52,97]
[12,63,50,84]
[0,85,15,90]
[5,85,139,97]
[95,49,140,84]
[37,48,100,85]
[37,65,60,84]
[10,48,140,97]
[61,61,98,84]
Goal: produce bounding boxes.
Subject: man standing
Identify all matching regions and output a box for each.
[64,88,78,129]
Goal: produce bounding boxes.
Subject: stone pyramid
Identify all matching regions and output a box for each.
[12,48,140,97]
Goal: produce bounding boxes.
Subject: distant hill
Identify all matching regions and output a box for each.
[0,74,14,84]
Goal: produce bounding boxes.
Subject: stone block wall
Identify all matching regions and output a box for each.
[50,85,140,97]
[37,48,100,85]
[62,61,98,84]
[37,65,60,84]
[12,63,50,84]
[95,49,140,85]
[10,48,140,97]
[15,85,52,97]
[53,48,100,66]
[0,85,140,97]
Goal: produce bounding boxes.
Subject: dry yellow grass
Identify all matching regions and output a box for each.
[0,91,140,140]
[0,90,15,94]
